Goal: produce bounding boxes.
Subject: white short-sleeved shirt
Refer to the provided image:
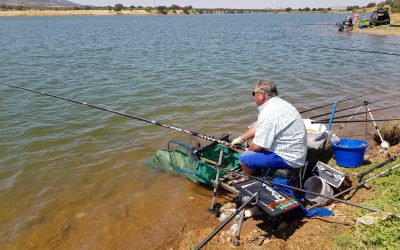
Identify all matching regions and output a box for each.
[252,96,307,168]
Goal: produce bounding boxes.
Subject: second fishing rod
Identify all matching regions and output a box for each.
[308,94,400,120]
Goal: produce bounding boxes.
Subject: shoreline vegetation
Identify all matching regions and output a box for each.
[0,0,399,17]
[0,9,368,17]
[1,2,399,36]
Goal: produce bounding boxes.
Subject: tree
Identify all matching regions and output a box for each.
[183,5,192,14]
[312,8,317,11]
[157,5,167,14]
[114,4,123,12]
[170,4,180,10]
[392,0,400,12]
[367,2,377,7]
[286,7,292,12]
[327,7,332,11]
[304,7,310,11]
[377,2,385,8]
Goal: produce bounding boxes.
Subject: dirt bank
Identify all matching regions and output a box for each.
[354,25,400,36]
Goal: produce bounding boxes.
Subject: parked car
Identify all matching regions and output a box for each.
[370,9,390,26]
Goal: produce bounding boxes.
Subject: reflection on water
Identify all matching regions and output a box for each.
[0,14,399,248]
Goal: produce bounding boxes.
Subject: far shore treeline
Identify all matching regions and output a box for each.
[1,1,399,14]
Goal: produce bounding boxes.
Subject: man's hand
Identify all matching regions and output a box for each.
[231,136,244,146]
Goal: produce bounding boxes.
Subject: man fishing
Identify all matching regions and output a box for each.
[231,80,307,175]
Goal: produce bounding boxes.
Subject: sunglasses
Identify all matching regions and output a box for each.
[252,91,263,97]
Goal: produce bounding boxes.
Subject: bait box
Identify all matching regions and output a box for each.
[312,161,350,190]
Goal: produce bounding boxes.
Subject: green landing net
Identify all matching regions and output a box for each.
[147,142,241,186]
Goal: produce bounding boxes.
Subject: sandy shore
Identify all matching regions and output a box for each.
[0,9,161,16]
[354,25,400,36]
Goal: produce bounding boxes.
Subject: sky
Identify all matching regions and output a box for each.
[72,1,376,9]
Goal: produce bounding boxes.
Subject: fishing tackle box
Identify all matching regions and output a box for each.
[312,161,350,190]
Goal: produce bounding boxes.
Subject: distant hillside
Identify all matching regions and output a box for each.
[0,0,80,7]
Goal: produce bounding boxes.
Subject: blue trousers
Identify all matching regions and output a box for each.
[240,150,292,170]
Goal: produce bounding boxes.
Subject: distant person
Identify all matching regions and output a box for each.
[354,13,359,24]
[346,16,353,30]
[231,80,307,175]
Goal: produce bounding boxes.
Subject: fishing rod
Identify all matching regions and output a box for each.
[246,173,399,217]
[195,193,258,250]
[207,163,400,218]
[0,83,237,147]
[312,118,400,124]
[316,103,400,121]
[197,163,400,248]
[309,94,400,120]
[309,163,400,210]
[357,154,400,181]
[299,94,364,114]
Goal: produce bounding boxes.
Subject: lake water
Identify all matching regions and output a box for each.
[0,14,399,249]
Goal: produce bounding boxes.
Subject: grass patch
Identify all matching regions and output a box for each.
[357,218,400,249]
[335,230,359,249]
[334,160,400,249]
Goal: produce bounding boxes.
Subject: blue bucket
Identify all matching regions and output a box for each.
[331,138,369,168]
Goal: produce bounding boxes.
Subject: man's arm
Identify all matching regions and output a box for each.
[239,124,256,142]
[231,124,257,146]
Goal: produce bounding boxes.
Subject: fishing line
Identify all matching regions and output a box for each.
[273,23,334,27]
[312,46,400,57]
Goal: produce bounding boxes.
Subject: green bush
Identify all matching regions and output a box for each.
[114,3,123,12]
[392,0,400,12]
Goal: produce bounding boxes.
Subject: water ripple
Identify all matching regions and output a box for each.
[0,14,399,248]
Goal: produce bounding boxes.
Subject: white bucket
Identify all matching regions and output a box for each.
[303,118,327,141]
[304,176,334,203]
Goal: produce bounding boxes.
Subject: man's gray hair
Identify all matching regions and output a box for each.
[255,80,278,98]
